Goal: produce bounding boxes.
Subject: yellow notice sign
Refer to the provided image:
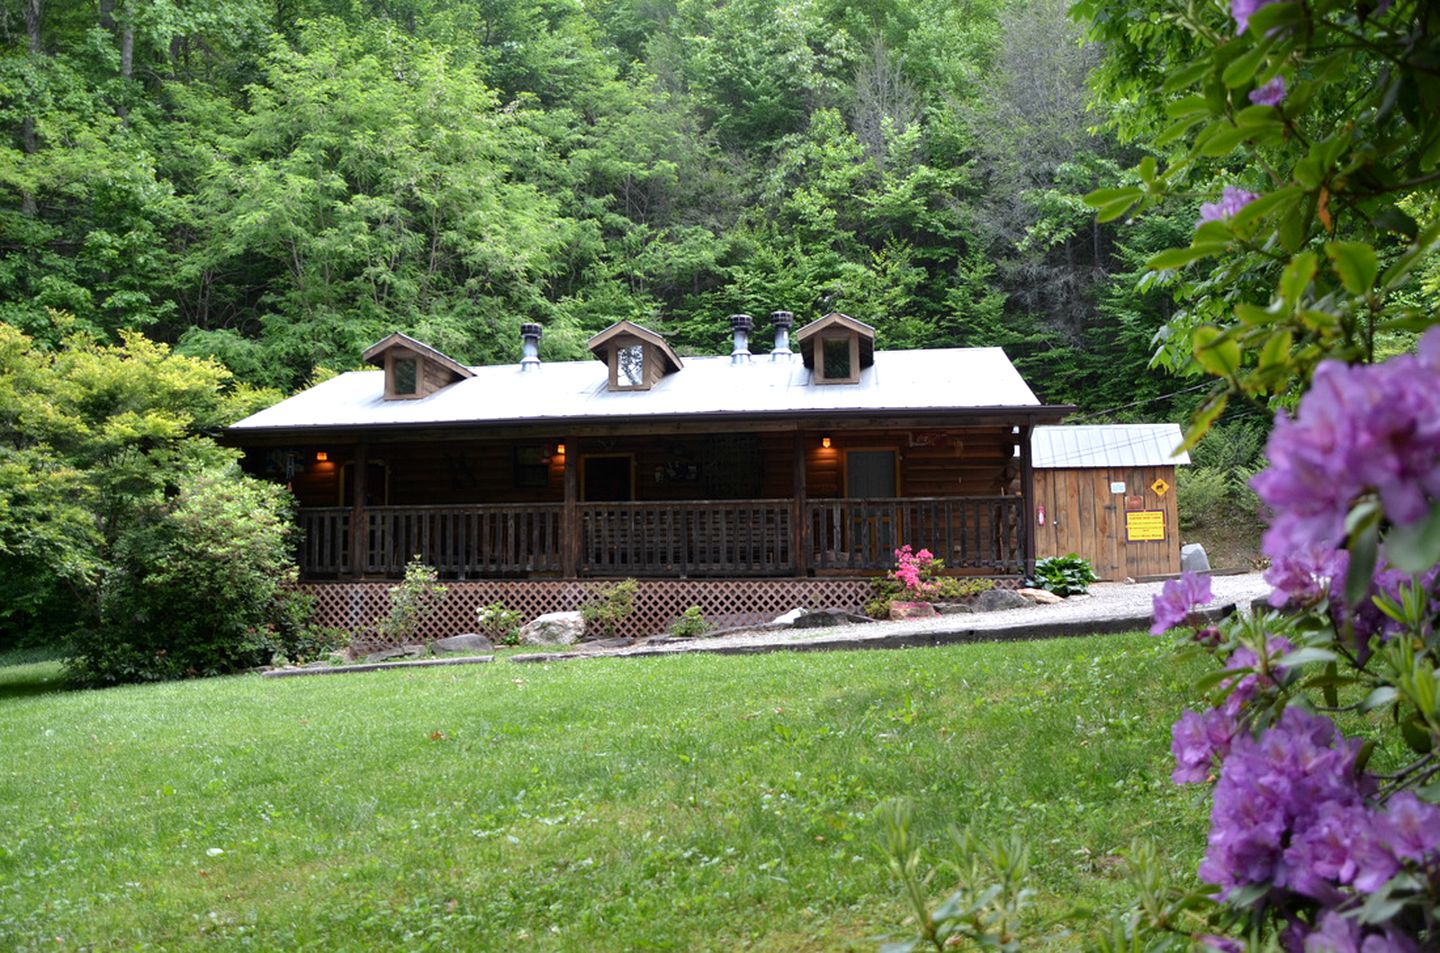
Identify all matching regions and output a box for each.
[1127,510,1166,542]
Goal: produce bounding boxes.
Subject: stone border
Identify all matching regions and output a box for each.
[507,604,1238,664]
[261,655,495,678]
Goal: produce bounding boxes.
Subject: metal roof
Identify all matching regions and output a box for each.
[228,347,1051,434]
[1031,424,1190,469]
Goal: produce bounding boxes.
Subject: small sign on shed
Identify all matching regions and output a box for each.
[1126,510,1166,542]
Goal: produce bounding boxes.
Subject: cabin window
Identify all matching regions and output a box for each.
[393,358,418,396]
[617,344,645,388]
[817,335,859,384]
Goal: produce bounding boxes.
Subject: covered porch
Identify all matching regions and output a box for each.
[261,421,1042,581]
[298,495,1026,578]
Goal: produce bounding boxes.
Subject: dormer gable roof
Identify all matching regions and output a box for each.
[794,312,876,372]
[585,320,684,374]
[361,332,475,380]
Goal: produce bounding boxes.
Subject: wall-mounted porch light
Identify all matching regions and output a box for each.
[555,443,566,456]
[314,450,329,462]
[821,436,832,449]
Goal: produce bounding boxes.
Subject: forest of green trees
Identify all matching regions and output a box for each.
[5,0,1204,417]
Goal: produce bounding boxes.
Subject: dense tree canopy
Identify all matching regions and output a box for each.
[3,0,1200,419]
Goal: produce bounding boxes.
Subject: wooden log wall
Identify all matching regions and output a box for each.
[1032,465,1181,581]
[250,424,1021,509]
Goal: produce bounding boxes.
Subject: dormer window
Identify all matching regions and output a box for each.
[795,312,875,385]
[617,344,646,388]
[819,335,858,383]
[587,320,684,392]
[393,357,418,395]
[362,332,474,401]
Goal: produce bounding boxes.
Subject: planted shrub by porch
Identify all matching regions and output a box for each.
[69,470,305,686]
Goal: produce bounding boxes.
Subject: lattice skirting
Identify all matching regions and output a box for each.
[297,576,1022,651]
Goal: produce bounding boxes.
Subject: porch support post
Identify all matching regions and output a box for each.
[562,438,579,578]
[349,440,369,578]
[792,431,808,576]
[1019,421,1036,579]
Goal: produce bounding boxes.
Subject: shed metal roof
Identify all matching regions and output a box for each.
[228,347,1054,434]
[1031,424,1190,469]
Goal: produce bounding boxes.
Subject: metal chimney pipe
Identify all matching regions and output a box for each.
[729,313,753,364]
[520,322,542,371]
[769,310,794,361]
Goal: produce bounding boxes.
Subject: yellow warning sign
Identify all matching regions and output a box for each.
[1151,477,1171,497]
[1127,510,1166,542]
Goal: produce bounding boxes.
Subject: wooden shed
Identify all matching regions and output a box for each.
[1030,424,1189,581]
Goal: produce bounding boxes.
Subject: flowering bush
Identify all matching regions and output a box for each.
[1070,0,1440,941]
[1132,331,1440,948]
[893,545,942,599]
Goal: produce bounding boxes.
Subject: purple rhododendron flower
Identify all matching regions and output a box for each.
[1198,186,1260,226]
[1231,0,1278,33]
[1172,707,1237,783]
[1250,75,1287,106]
[1151,571,1213,634]
[1253,328,1440,558]
[1199,937,1244,953]
[1377,792,1440,862]
[1267,545,1347,608]
[1199,708,1373,897]
[1303,911,1421,953]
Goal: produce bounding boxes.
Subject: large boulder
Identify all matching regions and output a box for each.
[519,611,586,646]
[888,601,939,621]
[975,589,1032,612]
[1017,587,1064,605]
[364,644,425,663]
[1181,543,1211,573]
[791,608,873,628]
[933,603,975,615]
[430,633,494,655]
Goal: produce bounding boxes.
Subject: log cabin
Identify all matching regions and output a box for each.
[227,312,1073,636]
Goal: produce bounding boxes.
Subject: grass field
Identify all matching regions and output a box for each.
[0,635,1209,951]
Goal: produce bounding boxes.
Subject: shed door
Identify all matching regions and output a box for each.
[846,451,897,498]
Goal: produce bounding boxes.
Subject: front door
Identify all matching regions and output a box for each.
[583,455,634,501]
[846,450,897,498]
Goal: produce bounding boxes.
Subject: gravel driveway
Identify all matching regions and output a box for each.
[514,572,1274,663]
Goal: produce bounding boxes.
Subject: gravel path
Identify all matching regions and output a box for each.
[514,572,1273,663]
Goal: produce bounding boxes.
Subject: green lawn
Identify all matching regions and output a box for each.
[0,635,1208,951]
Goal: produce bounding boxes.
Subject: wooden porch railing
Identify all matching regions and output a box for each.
[297,507,350,576]
[295,496,1024,578]
[804,497,1023,573]
[579,501,793,576]
[365,504,564,576]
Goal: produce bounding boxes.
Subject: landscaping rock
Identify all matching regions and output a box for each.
[430,633,494,655]
[519,611,585,646]
[1182,543,1211,573]
[1017,587,1064,605]
[974,589,1032,612]
[933,602,975,615]
[364,644,424,663]
[582,637,635,649]
[888,601,939,621]
[771,607,807,625]
[791,608,873,628]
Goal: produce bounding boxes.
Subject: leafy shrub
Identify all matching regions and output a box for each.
[668,605,712,638]
[877,799,1034,951]
[477,601,523,646]
[1032,554,1097,596]
[865,564,994,618]
[271,593,350,664]
[1176,465,1230,530]
[375,558,447,645]
[580,578,637,636]
[68,469,302,686]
